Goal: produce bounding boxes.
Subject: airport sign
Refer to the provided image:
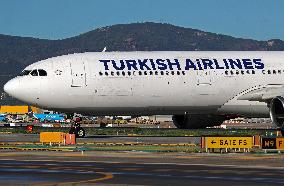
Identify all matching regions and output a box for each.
[206,137,253,148]
[276,138,284,149]
[262,137,284,150]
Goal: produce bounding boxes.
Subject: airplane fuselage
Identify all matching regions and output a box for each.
[4,51,284,118]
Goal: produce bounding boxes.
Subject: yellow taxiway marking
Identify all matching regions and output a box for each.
[21,165,42,169]
[235,156,269,160]
[33,172,113,186]
[60,154,87,157]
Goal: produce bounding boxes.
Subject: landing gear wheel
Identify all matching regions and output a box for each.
[76,127,85,138]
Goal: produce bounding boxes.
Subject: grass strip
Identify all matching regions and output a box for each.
[0,127,278,137]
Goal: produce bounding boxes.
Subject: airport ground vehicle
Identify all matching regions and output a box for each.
[113,117,128,125]
[4,51,284,137]
[33,114,65,122]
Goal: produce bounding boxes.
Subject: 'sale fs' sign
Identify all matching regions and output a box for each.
[206,137,253,148]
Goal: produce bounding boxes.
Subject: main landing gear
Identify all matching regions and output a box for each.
[69,123,85,138]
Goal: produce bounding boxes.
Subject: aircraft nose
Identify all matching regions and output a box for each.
[4,79,19,97]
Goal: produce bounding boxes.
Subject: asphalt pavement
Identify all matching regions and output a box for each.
[0,151,284,185]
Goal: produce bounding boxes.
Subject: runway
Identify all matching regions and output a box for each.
[1,151,284,185]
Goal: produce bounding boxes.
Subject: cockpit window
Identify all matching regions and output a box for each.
[19,69,47,77]
[19,70,31,76]
[38,69,47,76]
[30,70,38,76]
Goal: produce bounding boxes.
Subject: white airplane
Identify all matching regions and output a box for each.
[4,51,284,137]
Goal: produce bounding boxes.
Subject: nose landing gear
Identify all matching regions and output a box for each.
[69,123,85,138]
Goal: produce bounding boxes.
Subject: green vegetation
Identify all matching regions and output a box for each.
[0,127,276,137]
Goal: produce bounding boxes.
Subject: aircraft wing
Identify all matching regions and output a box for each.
[238,85,284,102]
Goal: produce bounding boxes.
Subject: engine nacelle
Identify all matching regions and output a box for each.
[270,96,284,127]
[172,115,225,129]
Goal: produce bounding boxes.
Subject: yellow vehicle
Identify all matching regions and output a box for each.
[113,117,127,125]
[0,106,29,114]
[0,105,42,114]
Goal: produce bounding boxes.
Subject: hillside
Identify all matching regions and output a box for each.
[0,22,284,104]
[1,22,284,75]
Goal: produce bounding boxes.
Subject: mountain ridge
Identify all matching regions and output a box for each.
[0,22,284,75]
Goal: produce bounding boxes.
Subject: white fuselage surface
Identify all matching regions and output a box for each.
[4,51,284,117]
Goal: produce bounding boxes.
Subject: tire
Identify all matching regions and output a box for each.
[172,115,185,129]
[76,127,85,138]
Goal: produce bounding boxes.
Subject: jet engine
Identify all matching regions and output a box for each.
[270,96,284,127]
[172,115,226,129]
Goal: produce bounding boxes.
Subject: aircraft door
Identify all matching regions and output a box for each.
[70,61,86,87]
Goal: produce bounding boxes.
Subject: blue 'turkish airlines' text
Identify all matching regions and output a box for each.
[99,58,264,71]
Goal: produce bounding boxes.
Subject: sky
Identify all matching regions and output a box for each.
[0,0,283,40]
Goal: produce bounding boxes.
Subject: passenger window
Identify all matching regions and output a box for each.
[38,69,47,76]
[31,70,38,76]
